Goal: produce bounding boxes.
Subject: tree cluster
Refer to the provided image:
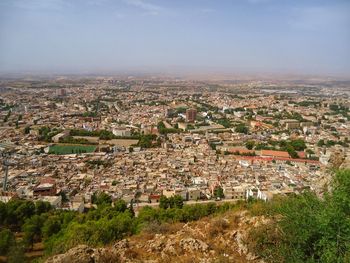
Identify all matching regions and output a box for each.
[0,194,241,260]
[248,169,350,263]
[159,195,184,209]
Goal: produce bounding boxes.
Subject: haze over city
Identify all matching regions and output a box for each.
[0,0,349,76]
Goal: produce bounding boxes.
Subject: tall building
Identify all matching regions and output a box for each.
[186,108,197,123]
[57,88,67,97]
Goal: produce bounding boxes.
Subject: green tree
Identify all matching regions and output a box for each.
[245,140,255,150]
[22,215,44,249]
[286,145,298,158]
[0,229,15,255]
[290,139,306,151]
[0,201,7,225]
[159,196,169,209]
[92,192,112,206]
[249,169,350,263]
[129,199,135,217]
[114,199,127,213]
[214,187,225,199]
[60,191,69,202]
[317,139,325,147]
[216,118,232,128]
[5,200,35,227]
[24,126,31,134]
[137,206,158,222]
[167,195,184,209]
[42,216,61,239]
[35,201,52,215]
[7,243,25,263]
[235,124,248,134]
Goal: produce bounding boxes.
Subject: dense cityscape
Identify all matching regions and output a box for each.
[1,77,349,211]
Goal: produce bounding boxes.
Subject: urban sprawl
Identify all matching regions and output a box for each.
[0,77,349,213]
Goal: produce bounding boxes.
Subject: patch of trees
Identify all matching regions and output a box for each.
[245,140,255,150]
[232,151,256,156]
[0,193,243,259]
[24,126,31,134]
[224,107,245,114]
[329,104,348,113]
[145,101,168,106]
[214,186,225,199]
[273,110,306,122]
[138,201,239,224]
[166,107,188,118]
[59,136,96,145]
[157,121,181,135]
[247,169,350,263]
[3,111,11,122]
[0,200,52,260]
[70,129,100,137]
[82,111,98,117]
[137,134,158,148]
[186,124,195,130]
[38,126,62,142]
[159,195,184,209]
[91,192,112,206]
[192,100,219,113]
[235,124,249,134]
[296,100,321,107]
[216,118,233,128]
[253,139,307,158]
[70,129,137,140]
[0,100,14,111]
[85,159,112,168]
[318,139,349,148]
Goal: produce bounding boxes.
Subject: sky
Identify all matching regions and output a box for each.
[0,0,349,77]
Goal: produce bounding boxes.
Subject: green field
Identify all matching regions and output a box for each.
[48,144,97,155]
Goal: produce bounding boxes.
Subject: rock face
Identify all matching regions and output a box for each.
[180,238,209,252]
[46,245,105,263]
[45,211,266,263]
[329,151,346,169]
[340,154,350,169]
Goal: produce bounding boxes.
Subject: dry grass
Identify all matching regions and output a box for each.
[95,250,122,263]
[142,221,184,235]
[208,218,230,238]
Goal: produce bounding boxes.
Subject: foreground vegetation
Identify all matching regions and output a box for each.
[0,169,348,262]
[247,169,350,263]
[0,193,241,261]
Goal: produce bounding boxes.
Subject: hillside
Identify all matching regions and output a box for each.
[46,209,267,263]
[1,170,349,263]
[45,169,350,263]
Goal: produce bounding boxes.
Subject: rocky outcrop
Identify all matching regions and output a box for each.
[45,245,120,263]
[46,211,267,263]
[180,238,209,252]
[329,151,346,169]
[340,153,350,169]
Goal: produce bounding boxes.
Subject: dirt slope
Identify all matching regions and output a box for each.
[46,210,269,263]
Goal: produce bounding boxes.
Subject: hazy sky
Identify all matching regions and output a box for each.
[0,0,349,76]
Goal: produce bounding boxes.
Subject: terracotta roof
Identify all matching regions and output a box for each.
[228,147,255,154]
[261,150,290,158]
[297,151,306,158]
[149,194,161,199]
[40,177,56,184]
[235,155,320,164]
